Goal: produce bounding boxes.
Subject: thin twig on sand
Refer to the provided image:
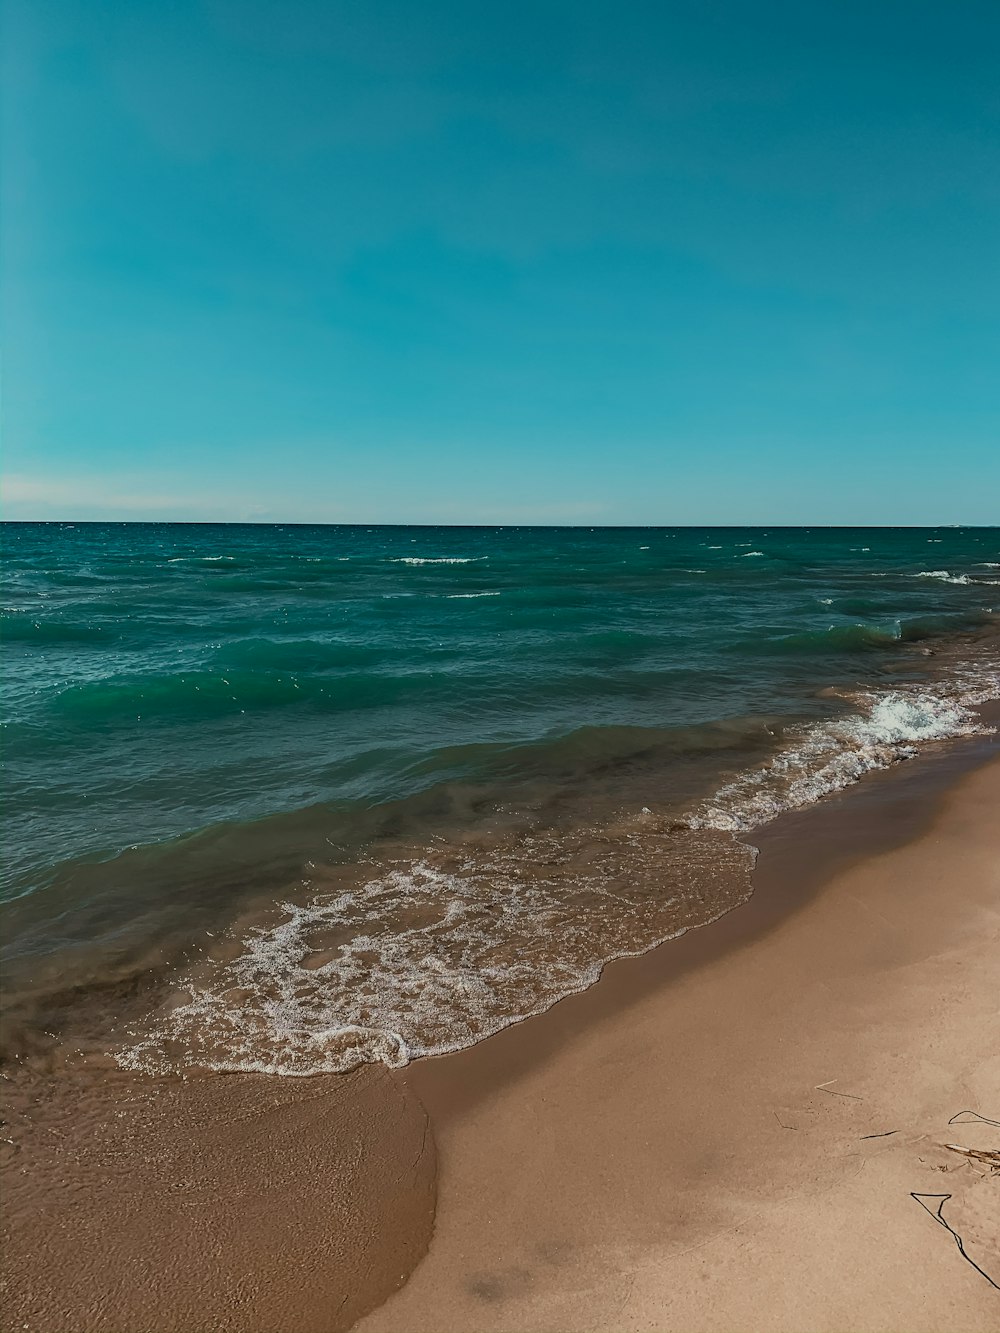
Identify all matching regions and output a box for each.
[815,1079,863,1101]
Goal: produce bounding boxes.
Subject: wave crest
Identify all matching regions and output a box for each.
[688,671,998,832]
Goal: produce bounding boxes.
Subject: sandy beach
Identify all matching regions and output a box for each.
[3,736,998,1333]
[360,745,1000,1333]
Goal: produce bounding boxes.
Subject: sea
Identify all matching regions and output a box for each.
[2,523,998,1078]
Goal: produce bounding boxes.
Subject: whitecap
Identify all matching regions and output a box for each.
[393,557,486,565]
[915,570,972,585]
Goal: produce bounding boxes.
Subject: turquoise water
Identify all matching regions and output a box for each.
[2,523,998,1073]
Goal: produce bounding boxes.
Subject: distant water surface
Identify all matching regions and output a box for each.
[2,523,998,1074]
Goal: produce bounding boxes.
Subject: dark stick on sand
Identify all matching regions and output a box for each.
[910,1193,1000,1291]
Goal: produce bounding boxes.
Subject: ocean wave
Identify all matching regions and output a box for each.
[916,570,972,584]
[167,555,237,563]
[51,667,448,722]
[687,669,999,833]
[0,613,113,644]
[768,624,900,653]
[211,637,391,672]
[762,614,985,655]
[913,570,1000,587]
[392,557,487,565]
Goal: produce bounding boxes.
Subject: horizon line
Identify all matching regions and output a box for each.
[2,520,995,531]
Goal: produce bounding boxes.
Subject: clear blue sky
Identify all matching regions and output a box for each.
[3,0,998,524]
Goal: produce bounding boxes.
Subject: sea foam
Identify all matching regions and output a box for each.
[687,669,998,833]
[118,825,756,1078]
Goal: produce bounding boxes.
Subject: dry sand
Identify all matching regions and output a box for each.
[360,755,1000,1333]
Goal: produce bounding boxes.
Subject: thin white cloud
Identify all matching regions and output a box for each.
[0,473,348,523]
[0,473,609,525]
[2,474,212,514]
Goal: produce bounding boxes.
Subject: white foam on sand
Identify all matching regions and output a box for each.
[118,826,756,1079]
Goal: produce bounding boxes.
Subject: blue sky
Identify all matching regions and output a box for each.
[3,0,998,524]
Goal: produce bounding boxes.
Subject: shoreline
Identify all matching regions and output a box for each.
[360,728,1000,1332]
[3,720,998,1332]
[394,704,1000,1128]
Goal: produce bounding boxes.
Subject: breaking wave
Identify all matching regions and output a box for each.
[392,556,487,565]
[688,669,999,832]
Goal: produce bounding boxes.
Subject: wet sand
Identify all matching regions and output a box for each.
[0,1064,435,1333]
[360,744,1000,1332]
